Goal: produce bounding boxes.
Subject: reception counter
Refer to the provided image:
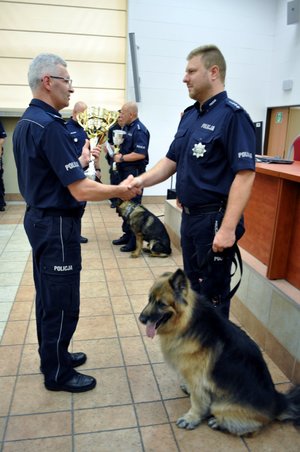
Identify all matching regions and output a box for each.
[239,161,300,290]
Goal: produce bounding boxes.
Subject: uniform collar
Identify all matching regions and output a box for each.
[126,118,139,129]
[30,98,62,118]
[198,91,227,114]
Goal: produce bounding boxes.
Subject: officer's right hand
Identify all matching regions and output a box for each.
[79,139,90,168]
[118,175,142,200]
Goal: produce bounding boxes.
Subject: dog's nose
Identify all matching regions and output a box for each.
[139,313,147,324]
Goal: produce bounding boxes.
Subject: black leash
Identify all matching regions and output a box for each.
[198,242,243,302]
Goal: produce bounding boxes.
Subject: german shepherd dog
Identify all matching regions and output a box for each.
[139,269,300,436]
[116,201,172,258]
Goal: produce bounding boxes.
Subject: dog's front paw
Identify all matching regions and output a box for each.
[176,413,201,430]
[207,416,221,430]
[130,252,140,258]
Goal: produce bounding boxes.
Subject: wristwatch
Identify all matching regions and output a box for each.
[119,155,124,162]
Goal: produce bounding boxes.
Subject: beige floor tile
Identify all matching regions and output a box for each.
[5,411,72,441]
[2,436,72,452]
[81,257,103,269]
[80,268,105,283]
[127,364,160,403]
[74,404,137,434]
[14,286,35,302]
[79,297,113,317]
[0,376,16,416]
[135,401,169,426]
[80,281,108,298]
[10,374,71,415]
[8,301,32,321]
[74,315,117,341]
[107,280,127,297]
[141,424,178,452]
[0,345,22,376]
[152,362,184,399]
[115,314,141,337]
[120,267,154,280]
[124,279,154,296]
[244,421,300,451]
[74,428,142,452]
[24,320,38,344]
[129,293,150,314]
[18,343,40,374]
[174,423,248,452]
[72,338,124,369]
[73,368,132,410]
[120,336,150,365]
[1,321,28,345]
[110,295,133,314]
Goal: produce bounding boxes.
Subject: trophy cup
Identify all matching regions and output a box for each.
[112,129,126,171]
[77,107,119,179]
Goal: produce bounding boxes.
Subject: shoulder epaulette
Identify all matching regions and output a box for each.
[225,99,243,111]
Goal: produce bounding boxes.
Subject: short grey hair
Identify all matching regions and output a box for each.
[28,53,67,91]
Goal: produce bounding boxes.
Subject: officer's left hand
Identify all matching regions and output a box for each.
[212,228,236,253]
[119,175,142,199]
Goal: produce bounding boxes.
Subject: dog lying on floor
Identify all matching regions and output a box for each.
[139,268,300,436]
[116,201,172,258]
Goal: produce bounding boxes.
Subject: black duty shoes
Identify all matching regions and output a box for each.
[80,236,88,244]
[45,371,97,393]
[112,234,130,245]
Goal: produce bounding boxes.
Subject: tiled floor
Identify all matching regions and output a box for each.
[0,202,299,452]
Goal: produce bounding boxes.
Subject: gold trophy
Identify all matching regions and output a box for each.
[77,107,119,179]
[112,129,126,171]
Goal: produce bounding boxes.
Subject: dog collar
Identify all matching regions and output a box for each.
[123,203,137,219]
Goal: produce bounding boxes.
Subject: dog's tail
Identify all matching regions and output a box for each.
[277,385,300,426]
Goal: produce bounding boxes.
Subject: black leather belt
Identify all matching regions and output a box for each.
[182,203,225,215]
[26,206,84,218]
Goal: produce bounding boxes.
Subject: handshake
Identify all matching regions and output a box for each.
[118,175,143,201]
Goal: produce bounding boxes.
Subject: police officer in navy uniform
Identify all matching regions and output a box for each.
[112,101,150,252]
[128,45,256,318]
[66,101,91,243]
[0,120,7,211]
[13,53,140,392]
[106,112,124,208]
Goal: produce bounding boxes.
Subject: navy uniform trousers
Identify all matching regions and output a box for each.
[180,208,244,318]
[24,207,82,384]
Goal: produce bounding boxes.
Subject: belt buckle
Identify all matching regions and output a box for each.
[184,206,190,214]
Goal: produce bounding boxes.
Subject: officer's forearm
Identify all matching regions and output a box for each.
[221,170,255,233]
[138,157,176,188]
[68,178,135,202]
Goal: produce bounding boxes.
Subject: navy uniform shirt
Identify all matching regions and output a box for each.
[13,99,86,210]
[119,118,150,168]
[66,117,88,157]
[166,91,256,206]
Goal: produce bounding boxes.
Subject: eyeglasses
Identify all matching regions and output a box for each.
[48,75,73,87]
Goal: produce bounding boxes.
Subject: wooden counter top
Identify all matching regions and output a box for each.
[256,161,300,183]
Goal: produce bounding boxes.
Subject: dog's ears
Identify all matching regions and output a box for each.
[169,269,189,304]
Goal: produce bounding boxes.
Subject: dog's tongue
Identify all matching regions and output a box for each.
[146,322,156,339]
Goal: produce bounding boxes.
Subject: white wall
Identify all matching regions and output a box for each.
[127,0,300,196]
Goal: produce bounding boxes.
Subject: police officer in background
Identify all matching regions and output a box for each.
[105,110,124,208]
[0,120,7,211]
[128,45,256,318]
[13,53,140,393]
[112,101,150,252]
[66,101,92,243]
